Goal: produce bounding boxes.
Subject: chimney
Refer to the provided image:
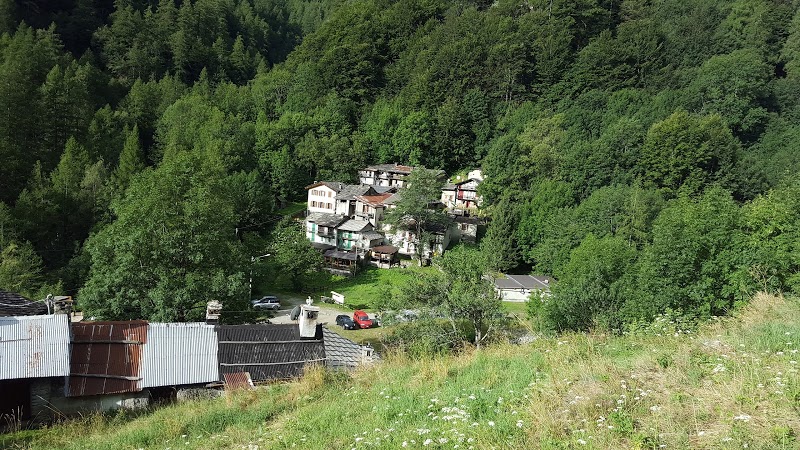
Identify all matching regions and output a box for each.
[206,300,222,325]
[298,304,320,338]
[360,345,374,363]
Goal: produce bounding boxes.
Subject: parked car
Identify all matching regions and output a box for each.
[251,295,278,306]
[253,297,280,310]
[335,314,356,330]
[352,310,374,329]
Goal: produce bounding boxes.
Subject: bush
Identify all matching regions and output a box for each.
[381,318,465,358]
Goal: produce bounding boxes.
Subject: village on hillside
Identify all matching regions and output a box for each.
[304,163,486,273]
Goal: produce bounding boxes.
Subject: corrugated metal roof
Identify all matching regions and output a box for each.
[0,314,70,380]
[217,324,325,382]
[68,321,148,397]
[0,291,48,317]
[140,323,219,388]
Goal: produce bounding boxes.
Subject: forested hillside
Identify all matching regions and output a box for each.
[1,0,799,328]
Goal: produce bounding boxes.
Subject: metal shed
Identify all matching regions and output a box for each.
[68,321,148,396]
[216,324,325,382]
[0,314,70,380]
[140,323,219,388]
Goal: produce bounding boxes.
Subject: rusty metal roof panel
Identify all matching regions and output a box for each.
[216,324,325,382]
[68,321,147,397]
[223,372,253,390]
[0,314,70,380]
[140,323,219,388]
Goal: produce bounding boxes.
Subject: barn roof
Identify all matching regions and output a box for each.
[216,324,325,382]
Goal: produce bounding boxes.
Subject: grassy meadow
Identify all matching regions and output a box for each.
[4,293,799,449]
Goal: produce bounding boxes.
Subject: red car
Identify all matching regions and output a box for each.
[352,310,374,329]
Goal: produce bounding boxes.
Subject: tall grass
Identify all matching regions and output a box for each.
[4,293,799,449]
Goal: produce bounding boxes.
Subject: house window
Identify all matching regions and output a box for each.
[328,191,332,198]
[327,203,332,209]
[460,224,468,231]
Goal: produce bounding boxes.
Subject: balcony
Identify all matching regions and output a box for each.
[316,229,335,238]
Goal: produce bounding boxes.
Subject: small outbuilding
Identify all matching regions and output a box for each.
[493,274,554,302]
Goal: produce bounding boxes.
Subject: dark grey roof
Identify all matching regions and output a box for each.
[311,242,336,251]
[442,183,456,191]
[373,186,397,194]
[0,291,47,317]
[306,212,348,228]
[494,275,554,291]
[453,216,482,224]
[323,249,359,261]
[362,231,384,241]
[306,181,347,192]
[216,324,325,382]
[322,328,374,369]
[383,193,401,205]
[337,219,372,232]
[336,185,375,201]
[493,278,522,290]
[363,164,414,174]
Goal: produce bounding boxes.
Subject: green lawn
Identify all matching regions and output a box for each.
[313,265,437,310]
[7,293,799,450]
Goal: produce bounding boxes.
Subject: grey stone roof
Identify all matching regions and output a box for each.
[306,212,348,228]
[306,181,347,192]
[323,328,378,369]
[373,186,397,194]
[323,249,359,261]
[0,291,48,317]
[336,184,375,201]
[383,193,401,205]
[362,231,384,241]
[338,219,372,232]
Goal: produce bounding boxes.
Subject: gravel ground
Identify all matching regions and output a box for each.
[267,294,377,326]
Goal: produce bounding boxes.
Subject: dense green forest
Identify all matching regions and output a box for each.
[1,0,800,330]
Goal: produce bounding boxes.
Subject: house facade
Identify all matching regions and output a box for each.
[305,213,348,248]
[305,182,346,215]
[358,164,414,187]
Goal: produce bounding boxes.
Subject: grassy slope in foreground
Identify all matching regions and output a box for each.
[4,293,799,449]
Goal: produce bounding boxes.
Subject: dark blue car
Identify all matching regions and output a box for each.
[335,314,356,330]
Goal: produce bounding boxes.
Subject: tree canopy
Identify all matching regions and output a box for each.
[0,0,798,330]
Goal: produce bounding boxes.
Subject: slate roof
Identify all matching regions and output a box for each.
[305,181,347,192]
[311,242,336,251]
[383,193,401,205]
[363,164,414,174]
[454,216,482,225]
[338,219,372,232]
[322,328,377,369]
[324,249,359,261]
[336,184,374,201]
[306,212,348,228]
[0,291,47,317]
[216,324,325,382]
[371,245,398,254]
[362,231,384,241]
[373,186,397,194]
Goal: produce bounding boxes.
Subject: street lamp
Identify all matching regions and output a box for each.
[249,253,272,300]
